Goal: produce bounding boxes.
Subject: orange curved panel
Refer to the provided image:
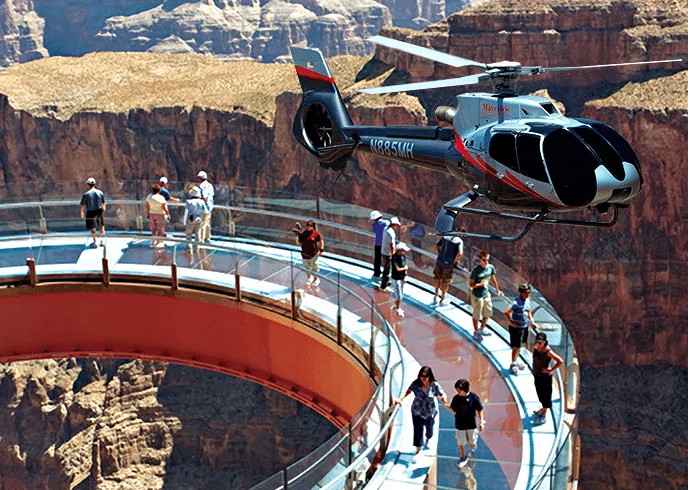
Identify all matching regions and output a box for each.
[0,283,375,427]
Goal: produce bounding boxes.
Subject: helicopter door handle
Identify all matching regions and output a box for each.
[525,181,534,187]
[496,172,505,179]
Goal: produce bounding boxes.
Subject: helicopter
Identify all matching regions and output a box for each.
[290,36,682,241]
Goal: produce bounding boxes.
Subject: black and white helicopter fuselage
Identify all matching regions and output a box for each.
[291,38,678,240]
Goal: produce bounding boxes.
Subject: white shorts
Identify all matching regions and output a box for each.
[455,429,479,451]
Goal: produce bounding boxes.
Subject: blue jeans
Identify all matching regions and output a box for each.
[412,414,434,448]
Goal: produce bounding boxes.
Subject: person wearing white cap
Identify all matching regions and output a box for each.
[79,177,106,248]
[183,186,209,251]
[392,242,410,317]
[196,171,214,242]
[158,176,179,203]
[369,210,389,282]
[379,216,401,291]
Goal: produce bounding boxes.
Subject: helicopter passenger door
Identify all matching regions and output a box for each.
[515,133,548,185]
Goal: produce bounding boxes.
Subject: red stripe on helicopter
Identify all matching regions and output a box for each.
[295,66,336,84]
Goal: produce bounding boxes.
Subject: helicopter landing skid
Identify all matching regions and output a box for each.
[435,194,620,242]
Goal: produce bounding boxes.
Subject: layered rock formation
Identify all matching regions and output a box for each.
[0,0,491,66]
[0,359,336,489]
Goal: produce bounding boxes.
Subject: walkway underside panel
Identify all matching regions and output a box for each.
[0,284,375,427]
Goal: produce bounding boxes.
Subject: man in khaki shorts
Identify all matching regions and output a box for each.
[468,251,503,341]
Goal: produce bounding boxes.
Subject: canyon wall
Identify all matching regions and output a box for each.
[0,0,493,66]
[0,359,336,490]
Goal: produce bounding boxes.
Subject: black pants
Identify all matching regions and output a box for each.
[380,254,391,288]
[534,375,553,409]
[412,414,434,448]
[373,245,382,276]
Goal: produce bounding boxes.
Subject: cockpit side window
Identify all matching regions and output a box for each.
[570,126,625,181]
[488,133,518,172]
[543,128,597,207]
[516,133,548,182]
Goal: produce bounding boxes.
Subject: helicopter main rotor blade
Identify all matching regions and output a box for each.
[357,73,488,94]
[536,58,683,73]
[367,35,487,70]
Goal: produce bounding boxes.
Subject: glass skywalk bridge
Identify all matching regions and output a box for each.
[0,182,579,490]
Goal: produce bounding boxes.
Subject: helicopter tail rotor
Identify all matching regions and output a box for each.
[291,46,358,171]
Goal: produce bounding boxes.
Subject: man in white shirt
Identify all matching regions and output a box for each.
[196,171,214,242]
[379,217,400,291]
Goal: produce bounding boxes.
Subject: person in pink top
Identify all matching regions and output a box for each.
[145,183,170,247]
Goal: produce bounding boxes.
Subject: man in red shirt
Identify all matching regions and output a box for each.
[296,220,324,286]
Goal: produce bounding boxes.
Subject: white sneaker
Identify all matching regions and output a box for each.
[478,327,491,336]
[473,331,483,342]
[509,363,518,375]
[306,277,313,285]
[313,278,320,287]
[440,298,451,306]
[516,360,526,370]
[457,457,468,468]
[396,308,405,317]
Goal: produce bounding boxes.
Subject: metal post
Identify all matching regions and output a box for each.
[337,270,342,345]
[235,260,242,302]
[282,468,288,490]
[171,244,178,290]
[102,257,110,286]
[369,305,376,378]
[27,258,36,286]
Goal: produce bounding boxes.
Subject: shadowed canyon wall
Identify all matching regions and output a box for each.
[0,359,336,490]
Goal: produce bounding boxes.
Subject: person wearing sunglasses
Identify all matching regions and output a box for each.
[468,251,503,341]
[395,366,448,460]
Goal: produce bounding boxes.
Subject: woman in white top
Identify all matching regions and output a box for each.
[145,183,170,247]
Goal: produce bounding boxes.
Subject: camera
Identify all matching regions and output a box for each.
[292,221,302,235]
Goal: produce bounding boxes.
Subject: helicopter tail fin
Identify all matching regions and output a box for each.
[291,46,357,171]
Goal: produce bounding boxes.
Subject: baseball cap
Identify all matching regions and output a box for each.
[189,186,201,198]
[535,332,547,343]
[518,283,531,293]
[197,171,207,179]
[397,242,409,251]
[159,176,168,184]
[86,177,96,185]
[389,217,400,226]
[369,210,382,220]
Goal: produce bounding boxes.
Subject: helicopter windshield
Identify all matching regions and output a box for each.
[570,126,624,181]
[488,132,548,182]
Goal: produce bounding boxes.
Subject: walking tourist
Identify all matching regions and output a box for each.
[444,378,485,468]
[468,251,503,341]
[395,366,448,461]
[146,183,170,247]
[196,171,214,242]
[532,332,563,425]
[296,220,324,287]
[79,177,106,249]
[504,283,539,375]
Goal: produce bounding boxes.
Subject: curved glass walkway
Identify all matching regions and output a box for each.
[0,182,580,490]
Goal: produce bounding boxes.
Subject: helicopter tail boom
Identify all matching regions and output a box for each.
[291,46,357,170]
